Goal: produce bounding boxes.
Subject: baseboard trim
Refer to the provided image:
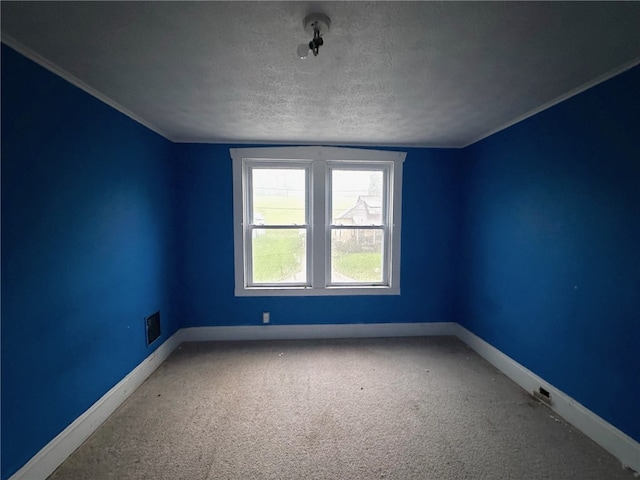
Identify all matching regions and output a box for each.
[11,322,639,478]
[9,330,184,480]
[179,322,457,342]
[454,324,640,474]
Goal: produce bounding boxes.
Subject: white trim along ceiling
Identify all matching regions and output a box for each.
[1,1,640,147]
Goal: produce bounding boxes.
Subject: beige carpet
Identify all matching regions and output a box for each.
[48,337,636,479]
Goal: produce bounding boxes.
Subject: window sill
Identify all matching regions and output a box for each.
[235,285,400,297]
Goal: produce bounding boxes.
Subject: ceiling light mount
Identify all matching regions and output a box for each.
[297,13,331,59]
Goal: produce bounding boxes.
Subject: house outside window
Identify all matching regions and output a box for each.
[231,146,405,296]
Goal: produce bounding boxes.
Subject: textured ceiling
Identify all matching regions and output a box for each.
[2,1,640,147]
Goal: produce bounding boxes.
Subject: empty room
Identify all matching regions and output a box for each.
[1,2,639,479]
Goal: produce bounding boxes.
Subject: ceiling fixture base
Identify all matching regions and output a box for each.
[297,13,331,59]
[303,13,330,36]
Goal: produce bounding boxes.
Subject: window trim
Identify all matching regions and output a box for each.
[231,146,405,297]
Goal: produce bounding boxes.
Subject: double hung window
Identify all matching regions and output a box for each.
[231,146,405,296]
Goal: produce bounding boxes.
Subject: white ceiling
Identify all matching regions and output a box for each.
[2,1,639,147]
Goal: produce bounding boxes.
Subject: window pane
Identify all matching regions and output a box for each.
[331,229,384,283]
[332,170,383,225]
[252,168,306,225]
[252,228,306,284]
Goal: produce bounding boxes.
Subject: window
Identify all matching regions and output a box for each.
[231,146,405,296]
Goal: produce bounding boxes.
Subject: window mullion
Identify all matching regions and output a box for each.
[311,159,326,288]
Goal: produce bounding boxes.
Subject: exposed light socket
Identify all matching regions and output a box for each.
[262,312,270,324]
[533,386,552,406]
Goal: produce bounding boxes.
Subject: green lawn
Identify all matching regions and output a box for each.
[253,196,304,224]
[333,251,382,282]
[254,195,356,224]
[251,194,360,282]
[252,230,304,283]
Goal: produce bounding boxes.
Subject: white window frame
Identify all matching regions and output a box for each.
[231,146,405,296]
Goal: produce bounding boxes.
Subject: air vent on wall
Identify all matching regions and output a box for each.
[146,311,161,346]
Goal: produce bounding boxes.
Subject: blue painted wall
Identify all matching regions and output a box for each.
[1,45,179,479]
[459,66,640,441]
[3,41,639,480]
[176,144,463,328]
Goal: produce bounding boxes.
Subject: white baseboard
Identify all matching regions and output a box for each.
[11,322,639,478]
[454,324,640,474]
[8,322,452,479]
[180,322,457,342]
[9,330,184,480]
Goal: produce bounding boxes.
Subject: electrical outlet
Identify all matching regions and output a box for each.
[533,386,552,406]
[262,312,270,324]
